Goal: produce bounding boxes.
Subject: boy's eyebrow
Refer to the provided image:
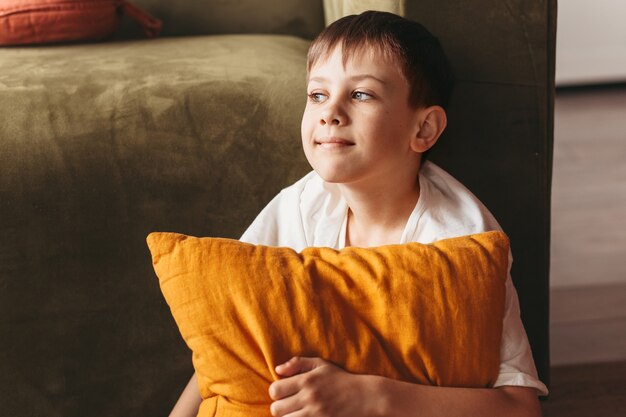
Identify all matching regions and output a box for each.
[307,74,387,85]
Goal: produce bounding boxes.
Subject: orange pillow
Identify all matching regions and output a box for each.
[0,0,162,46]
[147,231,509,417]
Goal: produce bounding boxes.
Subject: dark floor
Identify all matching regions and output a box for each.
[544,84,626,415]
[545,283,626,415]
[550,283,626,366]
[551,84,626,289]
[541,361,626,417]
[542,84,626,417]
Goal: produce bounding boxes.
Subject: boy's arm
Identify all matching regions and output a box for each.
[269,357,542,417]
[169,373,201,417]
[376,376,541,417]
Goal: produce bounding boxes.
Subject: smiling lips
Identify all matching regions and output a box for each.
[315,137,355,149]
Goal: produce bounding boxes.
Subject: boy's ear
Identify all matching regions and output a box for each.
[411,106,447,153]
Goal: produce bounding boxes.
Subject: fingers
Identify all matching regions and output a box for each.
[269,391,302,417]
[275,356,326,377]
[269,375,301,401]
[270,356,333,416]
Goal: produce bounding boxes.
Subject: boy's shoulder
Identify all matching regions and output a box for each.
[240,170,345,249]
[415,161,502,241]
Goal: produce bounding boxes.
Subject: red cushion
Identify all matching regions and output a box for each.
[0,0,162,46]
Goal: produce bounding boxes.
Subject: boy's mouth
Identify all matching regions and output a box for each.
[315,137,355,148]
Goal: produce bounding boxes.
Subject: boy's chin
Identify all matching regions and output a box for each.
[307,159,365,185]
[313,170,348,184]
[314,169,358,185]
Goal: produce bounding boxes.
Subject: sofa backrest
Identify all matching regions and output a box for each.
[117,0,326,39]
[406,0,556,387]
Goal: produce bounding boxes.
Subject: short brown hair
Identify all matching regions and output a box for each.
[307,11,454,110]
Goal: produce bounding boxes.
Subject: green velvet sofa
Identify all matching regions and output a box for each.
[0,1,556,415]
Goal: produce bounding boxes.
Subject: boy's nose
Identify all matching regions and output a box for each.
[320,108,345,126]
[320,116,341,126]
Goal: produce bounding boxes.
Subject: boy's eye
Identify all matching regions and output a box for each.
[308,92,326,103]
[352,91,372,101]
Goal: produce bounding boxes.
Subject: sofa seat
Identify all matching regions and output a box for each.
[0,34,313,416]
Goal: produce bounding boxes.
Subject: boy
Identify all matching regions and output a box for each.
[171,11,548,417]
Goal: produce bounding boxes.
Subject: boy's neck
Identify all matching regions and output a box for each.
[339,174,421,248]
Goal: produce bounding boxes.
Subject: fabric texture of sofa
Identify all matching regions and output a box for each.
[0,0,556,415]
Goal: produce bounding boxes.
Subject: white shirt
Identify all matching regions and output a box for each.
[241,161,549,395]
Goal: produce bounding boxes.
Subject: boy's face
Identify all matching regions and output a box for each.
[301,46,423,187]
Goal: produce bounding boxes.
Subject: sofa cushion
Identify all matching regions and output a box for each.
[0,34,312,416]
[0,0,161,46]
[147,231,509,417]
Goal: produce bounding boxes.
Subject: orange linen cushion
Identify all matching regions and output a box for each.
[0,0,161,46]
[147,231,509,417]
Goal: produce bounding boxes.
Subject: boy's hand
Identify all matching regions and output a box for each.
[268,356,382,417]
